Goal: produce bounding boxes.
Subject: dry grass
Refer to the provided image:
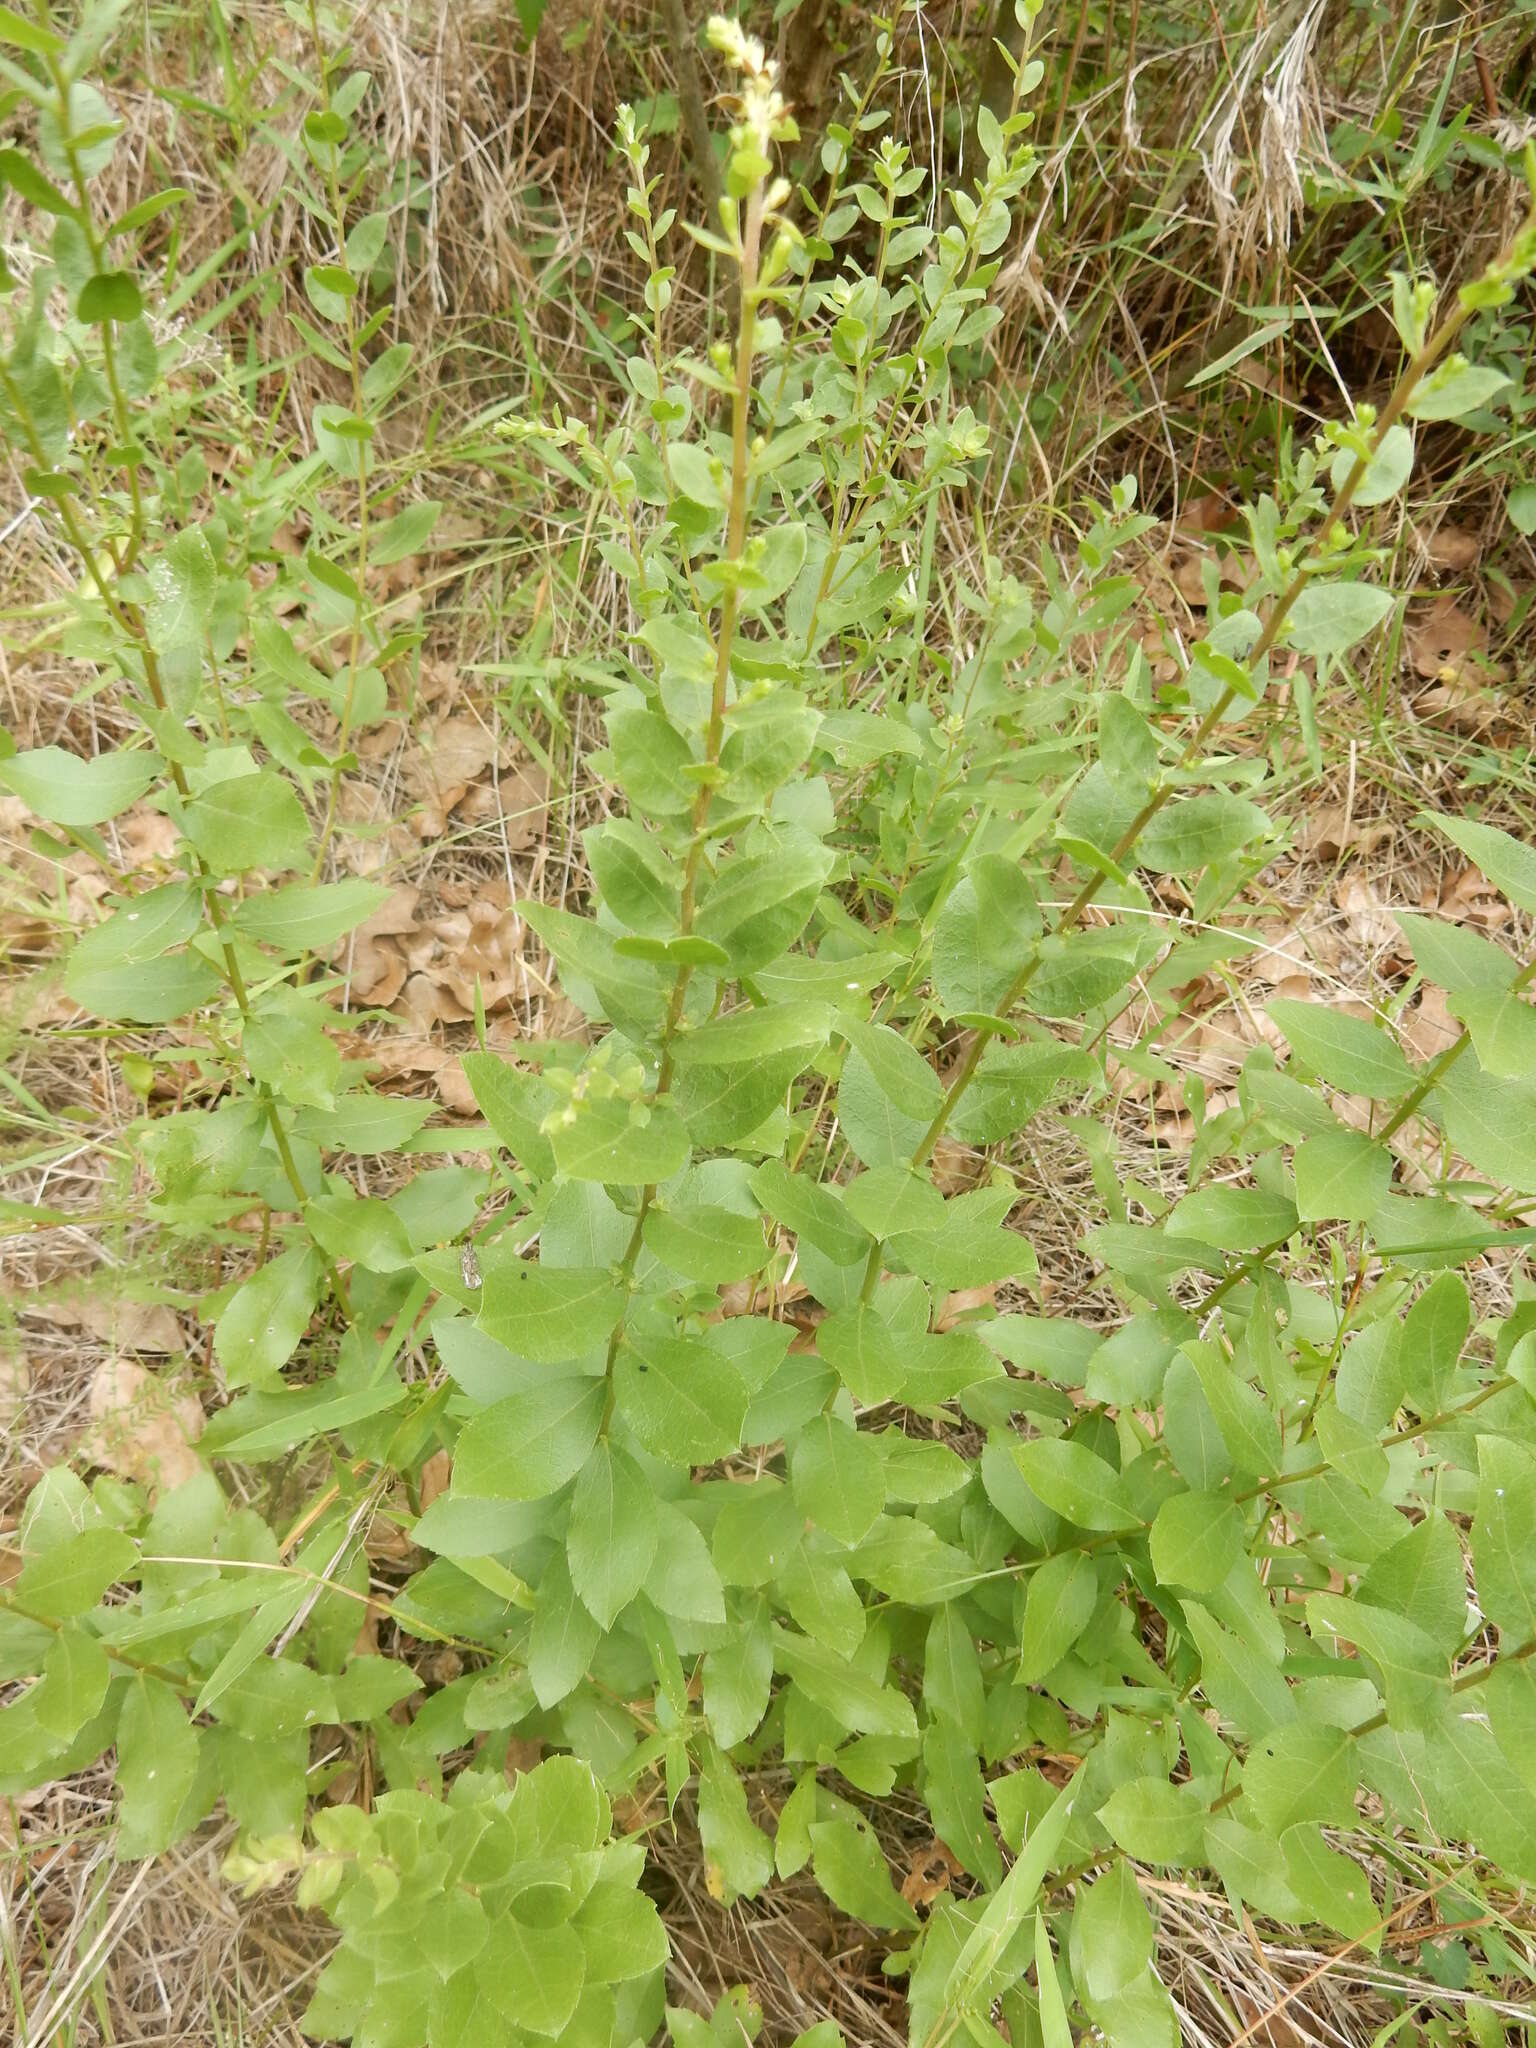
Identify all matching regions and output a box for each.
[4,0,1536,2041]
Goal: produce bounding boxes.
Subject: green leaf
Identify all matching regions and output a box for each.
[837,1039,937,1169]
[1135,791,1271,872]
[943,1776,1078,2012]
[1181,1602,1292,1739]
[840,1019,945,1117]
[527,1547,600,1708]
[1242,1722,1357,1833]
[1472,1435,1536,1641]
[34,1625,112,1740]
[642,1202,765,1283]
[0,744,160,826]
[68,882,201,973]
[17,1527,137,1621]
[1168,1183,1297,1251]
[550,1093,690,1183]
[1358,1511,1468,1654]
[1314,1397,1388,1492]
[1282,582,1394,662]
[232,880,388,954]
[369,498,442,565]
[1096,1777,1206,1864]
[243,995,342,1111]
[1010,1437,1137,1531]
[1447,985,1536,1081]
[673,1000,832,1067]
[1016,1549,1098,1682]
[1396,911,1518,996]
[791,1416,886,1546]
[294,1093,432,1155]
[815,1303,906,1404]
[705,1598,773,1746]
[1431,1052,1536,1192]
[181,771,311,876]
[771,1628,918,1740]
[212,1245,324,1388]
[585,817,681,936]
[1073,1861,1154,2004]
[613,1328,749,1465]
[145,528,217,655]
[306,1193,415,1274]
[477,1257,624,1362]
[1335,1319,1404,1431]
[698,1740,772,1903]
[0,145,74,213]
[1330,422,1415,506]
[1188,1345,1281,1479]
[1293,1128,1391,1222]
[1267,997,1413,1097]
[924,1604,985,1730]
[1149,1490,1243,1593]
[458,1052,557,1179]
[1420,813,1536,918]
[452,1377,604,1501]
[0,8,65,54]
[1029,929,1143,1018]
[601,705,696,815]
[809,1818,918,1931]
[950,1041,1093,1146]
[66,947,221,1023]
[1280,1824,1376,1941]
[1098,693,1160,795]
[1206,1816,1302,1919]
[695,830,832,973]
[890,1185,1037,1292]
[566,1442,658,1628]
[116,1675,199,1857]
[478,1916,584,2037]
[77,269,142,322]
[1035,1913,1074,2048]
[1401,1272,1468,1415]
[645,1502,726,1626]
[1407,358,1510,422]
[750,1157,869,1265]
[932,857,1040,1016]
[1309,1593,1447,1730]
[573,1880,669,1982]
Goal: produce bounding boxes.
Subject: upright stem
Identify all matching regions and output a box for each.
[869,272,1498,1274]
[306,4,372,882]
[602,187,764,1392]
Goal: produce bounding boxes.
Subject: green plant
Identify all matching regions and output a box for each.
[224,1755,668,2046]
[4,4,1536,2045]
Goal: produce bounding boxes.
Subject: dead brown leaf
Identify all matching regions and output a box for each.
[1437,864,1512,933]
[901,1840,963,1909]
[1412,673,1500,735]
[1303,804,1394,864]
[1336,876,1403,962]
[25,1295,183,1352]
[78,1357,204,1493]
[345,885,421,1007]
[418,1450,452,1511]
[1402,984,1461,1063]
[1407,594,1502,683]
[936,1285,997,1331]
[1413,522,1482,573]
[437,1057,480,1116]
[0,1349,28,1433]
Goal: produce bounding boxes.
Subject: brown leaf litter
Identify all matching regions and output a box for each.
[77,1357,205,1494]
